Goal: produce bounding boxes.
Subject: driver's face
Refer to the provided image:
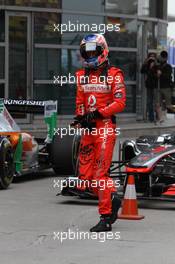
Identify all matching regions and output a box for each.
[86,50,98,58]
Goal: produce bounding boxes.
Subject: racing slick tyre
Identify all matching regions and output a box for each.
[51,133,81,176]
[0,138,14,189]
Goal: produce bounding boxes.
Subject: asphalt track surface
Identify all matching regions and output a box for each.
[0,169,175,264]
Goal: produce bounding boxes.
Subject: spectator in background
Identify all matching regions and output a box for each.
[158,50,173,119]
[141,52,159,122]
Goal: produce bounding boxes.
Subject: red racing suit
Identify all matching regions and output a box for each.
[75,66,126,215]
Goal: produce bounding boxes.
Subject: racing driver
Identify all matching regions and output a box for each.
[74,34,126,232]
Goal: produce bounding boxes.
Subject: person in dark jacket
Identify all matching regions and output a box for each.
[158,51,173,117]
[141,53,159,122]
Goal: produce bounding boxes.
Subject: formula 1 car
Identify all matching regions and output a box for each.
[0,99,61,189]
[122,134,175,199]
[56,131,175,201]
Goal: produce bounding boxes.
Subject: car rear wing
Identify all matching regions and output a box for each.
[0,99,20,132]
[4,99,51,114]
[1,99,58,142]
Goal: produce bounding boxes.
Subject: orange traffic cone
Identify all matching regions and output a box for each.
[118,175,144,220]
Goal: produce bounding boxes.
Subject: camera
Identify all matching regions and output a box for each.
[147,56,161,71]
